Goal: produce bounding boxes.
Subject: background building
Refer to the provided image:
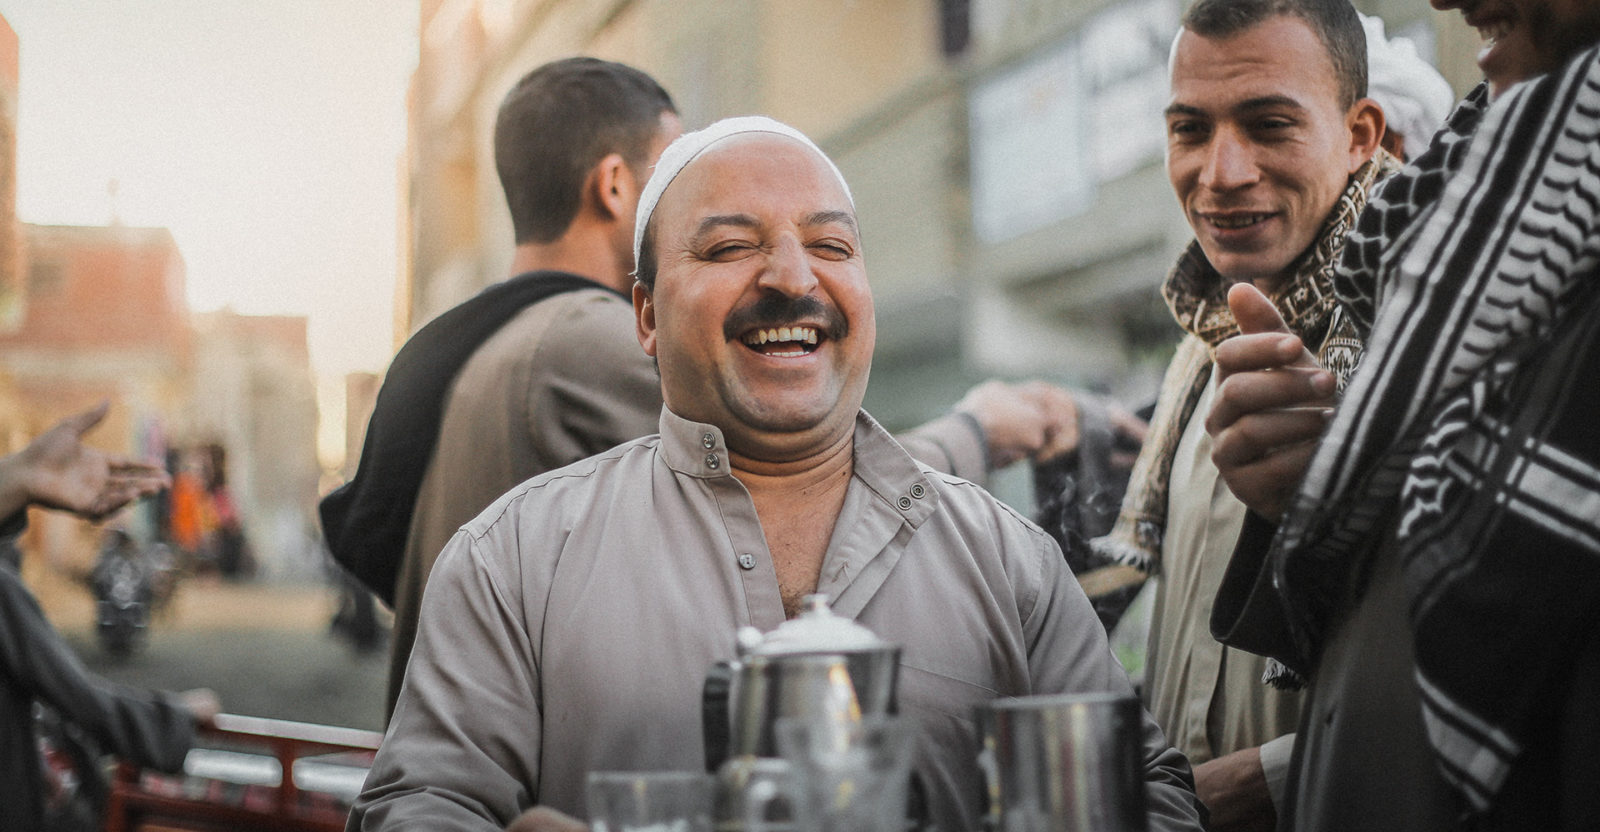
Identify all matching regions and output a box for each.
[187,310,323,577]
[400,0,1479,505]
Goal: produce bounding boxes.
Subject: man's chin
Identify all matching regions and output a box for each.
[1204,251,1294,290]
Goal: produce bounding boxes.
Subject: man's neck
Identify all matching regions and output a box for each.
[730,430,855,618]
[730,431,855,500]
[508,235,631,294]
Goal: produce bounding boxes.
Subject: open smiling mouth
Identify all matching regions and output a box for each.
[740,326,821,358]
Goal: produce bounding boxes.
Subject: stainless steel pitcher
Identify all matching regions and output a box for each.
[703,595,901,771]
[976,692,1147,832]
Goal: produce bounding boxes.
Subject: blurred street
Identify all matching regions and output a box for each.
[53,578,390,733]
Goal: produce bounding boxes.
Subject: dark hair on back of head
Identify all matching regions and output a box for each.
[1182,0,1367,109]
[494,57,675,245]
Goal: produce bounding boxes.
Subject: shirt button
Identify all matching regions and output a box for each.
[702,433,716,449]
[909,483,926,499]
[738,553,756,570]
[705,453,720,470]
[897,495,913,511]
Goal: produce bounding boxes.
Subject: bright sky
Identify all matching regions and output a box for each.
[7,1,418,470]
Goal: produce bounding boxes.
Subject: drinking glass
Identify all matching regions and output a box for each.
[775,714,915,832]
[586,770,716,832]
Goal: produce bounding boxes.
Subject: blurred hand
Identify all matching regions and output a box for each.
[176,688,221,728]
[1207,284,1335,520]
[506,806,588,832]
[1018,382,1081,463]
[1194,747,1276,832]
[955,380,1079,469]
[13,402,171,520]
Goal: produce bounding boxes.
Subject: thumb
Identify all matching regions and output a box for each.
[1228,282,1291,336]
[62,400,112,438]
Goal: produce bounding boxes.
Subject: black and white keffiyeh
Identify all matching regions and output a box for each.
[1269,48,1600,813]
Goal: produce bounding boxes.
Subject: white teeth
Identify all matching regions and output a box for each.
[742,326,820,348]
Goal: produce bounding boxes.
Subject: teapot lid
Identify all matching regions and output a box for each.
[741,594,890,656]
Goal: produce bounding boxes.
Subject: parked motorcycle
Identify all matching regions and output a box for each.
[92,530,155,657]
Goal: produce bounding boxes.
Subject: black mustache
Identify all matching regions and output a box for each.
[723,294,849,342]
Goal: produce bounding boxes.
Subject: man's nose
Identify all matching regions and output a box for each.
[758,236,819,297]
[1199,129,1260,192]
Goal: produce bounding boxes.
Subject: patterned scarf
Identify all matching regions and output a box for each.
[1090,154,1393,575]
[1269,47,1600,814]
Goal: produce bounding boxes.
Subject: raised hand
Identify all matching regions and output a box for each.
[8,402,171,521]
[954,380,1075,469]
[1206,283,1336,520]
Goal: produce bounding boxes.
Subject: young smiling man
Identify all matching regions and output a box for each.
[348,117,1205,832]
[1206,0,1600,828]
[1087,0,1386,829]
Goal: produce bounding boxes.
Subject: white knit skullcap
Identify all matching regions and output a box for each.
[632,115,854,268]
[1362,14,1456,159]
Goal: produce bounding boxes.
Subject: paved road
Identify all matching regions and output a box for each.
[60,580,391,732]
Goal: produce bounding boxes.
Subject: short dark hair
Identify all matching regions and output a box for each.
[494,57,675,245]
[1182,0,1367,109]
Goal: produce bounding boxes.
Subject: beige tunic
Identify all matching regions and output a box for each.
[351,409,1203,832]
[388,288,663,714]
[1146,374,1301,800]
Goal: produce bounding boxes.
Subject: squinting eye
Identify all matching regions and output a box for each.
[810,242,853,259]
[708,243,752,260]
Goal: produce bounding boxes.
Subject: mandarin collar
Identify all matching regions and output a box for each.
[656,407,938,528]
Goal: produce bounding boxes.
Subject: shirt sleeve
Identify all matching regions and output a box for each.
[533,293,663,464]
[1258,731,1296,811]
[349,531,542,831]
[1021,529,1206,831]
[896,411,990,486]
[0,565,194,773]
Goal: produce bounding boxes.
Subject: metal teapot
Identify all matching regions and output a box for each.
[702,594,901,772]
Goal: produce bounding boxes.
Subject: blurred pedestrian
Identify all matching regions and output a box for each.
[0,402,219,832]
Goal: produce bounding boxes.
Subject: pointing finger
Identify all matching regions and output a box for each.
[1228,282,1290,335]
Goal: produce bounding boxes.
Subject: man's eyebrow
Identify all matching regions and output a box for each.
[1235,94,1308,113]
[1164,95,1308,119]
[804,210,857,231]
[694,214,761,236]
[687,213,760,247]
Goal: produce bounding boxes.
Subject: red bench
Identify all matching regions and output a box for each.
[104,713,382,832]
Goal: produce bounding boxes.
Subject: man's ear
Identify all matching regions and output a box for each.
[592,152,632,222]
[1345,97,1385,172]
[634,280,658,357]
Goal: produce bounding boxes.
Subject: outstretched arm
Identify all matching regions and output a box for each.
[0,402,170,521]
[900,380,1090,486]
[1207,284,1336,520]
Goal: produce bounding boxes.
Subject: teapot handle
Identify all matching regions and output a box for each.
[702,660,735,772]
